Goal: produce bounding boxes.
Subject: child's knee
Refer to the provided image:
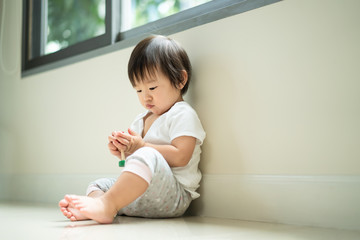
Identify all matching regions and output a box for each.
[86,178,116,195]
[127,147,166,172]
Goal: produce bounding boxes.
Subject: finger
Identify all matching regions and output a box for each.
[116,131,132,141]
[108,135,116,142]
[114,131,124,137]
[112,139,126,150]
[108,142,117,151]
[108,135,117,142]
[116,137,130,146]
[109,136,125,148]
[128,128,139,136]
[113,133,130,145]
[109,149,121,158]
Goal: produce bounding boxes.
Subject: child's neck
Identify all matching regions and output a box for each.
[142,112,159,137]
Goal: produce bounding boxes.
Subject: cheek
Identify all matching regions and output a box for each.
[157,92,169,102]
[137,94,144,103]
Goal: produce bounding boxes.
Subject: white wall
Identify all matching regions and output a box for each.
[1,0,359,230]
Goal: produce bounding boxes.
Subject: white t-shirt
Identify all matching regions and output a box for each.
[130,101,206,199]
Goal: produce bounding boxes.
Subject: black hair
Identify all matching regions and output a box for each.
[128,35,192,95]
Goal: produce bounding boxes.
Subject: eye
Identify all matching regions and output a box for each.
[136,89,142,93]
[149,86,157,91]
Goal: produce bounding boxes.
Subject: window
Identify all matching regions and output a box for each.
[22,0,281,76]
[121,0,211,32]
[45,0,106,55]
[22,0,112,72]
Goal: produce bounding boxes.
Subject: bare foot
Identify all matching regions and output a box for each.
[59,196,89,221]
[66,195,117,224]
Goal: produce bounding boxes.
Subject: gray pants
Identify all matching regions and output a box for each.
[86,147,192,218]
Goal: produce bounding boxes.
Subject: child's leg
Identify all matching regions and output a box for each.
[66,171,148,224]
[63,147,191,222]
[120,147,192,218]
[59,190,104,221]
[59,178,115,221]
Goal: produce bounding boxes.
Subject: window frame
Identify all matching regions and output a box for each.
[22,0,281,77]
[22,0,113,73]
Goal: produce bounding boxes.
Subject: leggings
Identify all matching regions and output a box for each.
[86,147,192,218]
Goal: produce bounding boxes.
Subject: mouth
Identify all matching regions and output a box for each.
[146,104,154,109]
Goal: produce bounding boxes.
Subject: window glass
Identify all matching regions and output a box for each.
[121,0,212,32]
[23,0,280,75]
[45,0,106,54]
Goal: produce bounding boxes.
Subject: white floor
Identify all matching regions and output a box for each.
[1,202,359,240]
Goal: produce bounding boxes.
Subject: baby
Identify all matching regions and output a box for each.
[59,35,206,223]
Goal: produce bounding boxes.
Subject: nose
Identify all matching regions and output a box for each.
[143,91,152,102]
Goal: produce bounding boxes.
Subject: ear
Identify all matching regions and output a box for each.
[178,70,188,90]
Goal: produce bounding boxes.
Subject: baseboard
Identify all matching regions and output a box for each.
[189,174,360,230]
[3,173,360,230]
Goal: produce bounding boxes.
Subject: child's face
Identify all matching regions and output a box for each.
[133,70,183,116]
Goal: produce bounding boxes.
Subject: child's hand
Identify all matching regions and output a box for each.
[107,133,124,159]
[112,129,145,155]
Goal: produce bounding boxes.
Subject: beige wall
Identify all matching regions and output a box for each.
[186,0,360,175]
[1,0,360,229]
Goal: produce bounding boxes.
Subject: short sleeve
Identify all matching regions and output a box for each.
[167,103,206,145]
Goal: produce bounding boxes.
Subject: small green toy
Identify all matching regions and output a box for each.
[119,150,125,167]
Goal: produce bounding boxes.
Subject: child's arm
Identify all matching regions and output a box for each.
[145,136,196,167]
[113,129,196,167]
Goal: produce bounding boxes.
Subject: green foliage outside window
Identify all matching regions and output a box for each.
[46,0,105,54]
[132,0,211,29]
[45,0,210,54]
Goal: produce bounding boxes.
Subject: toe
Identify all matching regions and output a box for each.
[59,199,68,207]
[66,211,73,218]
[64,194,73,202]
[60,207,67,214]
